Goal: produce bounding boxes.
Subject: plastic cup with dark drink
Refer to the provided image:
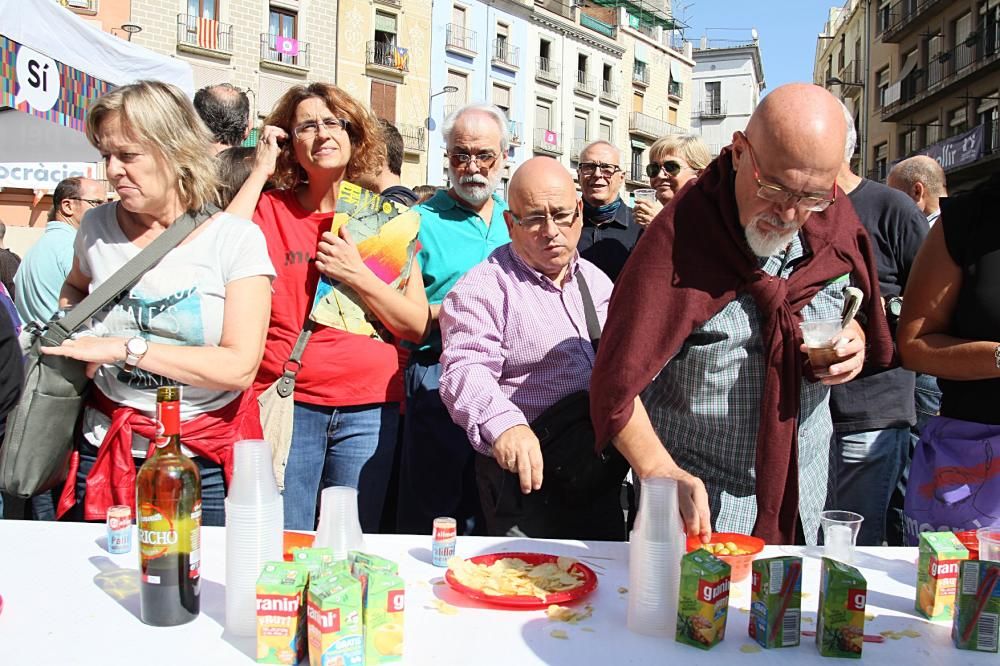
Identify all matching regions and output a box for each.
[800,318,845,378]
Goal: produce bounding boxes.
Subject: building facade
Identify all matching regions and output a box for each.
[814,0,867,173]
[690,35,765,158]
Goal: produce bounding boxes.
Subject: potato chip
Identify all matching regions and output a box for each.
[546,604,594,624]
[448,557,586,600]
[550,630,569,640]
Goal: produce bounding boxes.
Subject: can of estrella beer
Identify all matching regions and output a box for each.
[432,516,458,567]
[107,505,132,554]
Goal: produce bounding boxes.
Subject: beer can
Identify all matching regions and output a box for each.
[107,505,133,554]
[431,516,458,567]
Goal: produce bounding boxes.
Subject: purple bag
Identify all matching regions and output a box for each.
[904,416,1000,545]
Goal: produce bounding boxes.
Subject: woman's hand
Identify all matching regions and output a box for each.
[252,125,288,178]
[40,336,126,369]
[315,226,373,288]
[633,199,664,228]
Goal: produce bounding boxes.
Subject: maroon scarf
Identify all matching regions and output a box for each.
[590,147,894,544]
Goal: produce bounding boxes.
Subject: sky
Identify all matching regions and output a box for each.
[678,0,841,93]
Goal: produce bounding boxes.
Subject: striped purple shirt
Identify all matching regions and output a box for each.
[439,243,613,456]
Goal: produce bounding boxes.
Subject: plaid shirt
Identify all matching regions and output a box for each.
[642,234,845,544]
[439,244,613,456]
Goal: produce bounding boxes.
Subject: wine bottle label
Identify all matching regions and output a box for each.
[138,502,178,561]
[155,399,181,447]
[189,501,202,580]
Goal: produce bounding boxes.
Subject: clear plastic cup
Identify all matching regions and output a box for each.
[633,188,656,204]
[314,486,364,559]
[799,319,845,378]
[977,527,1000,561]
[820,510,864,564]
[228,439,280,505]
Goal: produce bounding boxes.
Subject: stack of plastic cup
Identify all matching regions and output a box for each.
[225,439,284,636]
[313,486,365,561]
[627,477,686,637]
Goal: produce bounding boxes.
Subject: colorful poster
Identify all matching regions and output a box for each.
[310,182,420,340]
[275,36,299,57]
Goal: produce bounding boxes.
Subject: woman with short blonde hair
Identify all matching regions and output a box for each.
[635,133,713,227]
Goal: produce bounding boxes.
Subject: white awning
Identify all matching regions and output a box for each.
[884,81,902,106]
[899,50,919,80]
[669,59,684,83]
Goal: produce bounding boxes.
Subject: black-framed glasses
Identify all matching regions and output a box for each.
[68,198,104,207]
[645,159,684,178]
[292,118,351,140]
[578,161,622,178]
[738,132,837,212]
[448,151,499,169]
[510,208,579,230]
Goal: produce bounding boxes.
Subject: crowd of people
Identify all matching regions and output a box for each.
[0,78,995,548]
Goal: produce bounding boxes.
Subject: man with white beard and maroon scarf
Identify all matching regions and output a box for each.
[396,103,512,536]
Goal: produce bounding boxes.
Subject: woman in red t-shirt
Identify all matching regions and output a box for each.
[230,83,430,531]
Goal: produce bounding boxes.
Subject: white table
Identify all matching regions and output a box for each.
[0,521,993,664]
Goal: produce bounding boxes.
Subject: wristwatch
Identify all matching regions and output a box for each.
[123,336,149,374]
[886,296,904,318]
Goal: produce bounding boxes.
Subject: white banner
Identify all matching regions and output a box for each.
[0,162,100,190]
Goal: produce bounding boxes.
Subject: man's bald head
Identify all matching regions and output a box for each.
[888,155,947,215]
[508,157,575,212]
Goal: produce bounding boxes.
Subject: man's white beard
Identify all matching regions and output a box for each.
[744,215,799,257]
[451,169,498,206]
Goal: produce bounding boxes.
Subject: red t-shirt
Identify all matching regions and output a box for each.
[252,189,403,406]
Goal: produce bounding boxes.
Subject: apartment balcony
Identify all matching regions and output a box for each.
[374,0,401,6]
[64,0,97,11]
[508,120,524,147]
[492,40,520,72]
[575,72,598,97]
[177,13,233,56]
[569,138,589,162]
[446,24,477,57]
[600,79,620,105]
[866,165,888,183]
[668,80,683,100]
[533,128,563,155]
[831,61,864,97]
[629,112,683,141]
[365,41,410,80]
[259,34,310,71]
[632,65,650,87]
[881,34,1000,122]
[878,0,951,43]
[536,57,560,85]
[627,165,650,186]
[399,124,425,153]
[580,13,616,39]
[694,101,728,119]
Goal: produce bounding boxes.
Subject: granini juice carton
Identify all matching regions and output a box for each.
[675,549,731,650]
[816,558,867,659]
[749,556,802,649]
[915,531,968,621]
[952,560,1000,653]
[256,562,309,665]
[359,566,405,665]
[308,573,364,666]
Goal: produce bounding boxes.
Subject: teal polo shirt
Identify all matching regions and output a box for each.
[414,189,510,354]
[14,220,77,325]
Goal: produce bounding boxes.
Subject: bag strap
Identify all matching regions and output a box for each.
[576,271,602,354]
[275,319,314,398]
[42,205,216,346]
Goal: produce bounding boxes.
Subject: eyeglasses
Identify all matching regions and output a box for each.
[578,162,622,178]
[510,208,579,230]
[292,118,351,140]
[739,133,837,212]
[645,160,684,178]
[448,151,499,169]
[68,198,104,208]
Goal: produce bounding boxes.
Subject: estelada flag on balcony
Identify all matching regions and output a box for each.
[196,17,218,50]
[544,130,558,145]
[275,36,299,57]
[393,47,409,71]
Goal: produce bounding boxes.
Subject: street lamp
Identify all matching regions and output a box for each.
[425,85,459,183]
[826,77,864,89]
[121,24,143,41]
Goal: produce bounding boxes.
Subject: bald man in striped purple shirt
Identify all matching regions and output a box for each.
[438,157,626,540]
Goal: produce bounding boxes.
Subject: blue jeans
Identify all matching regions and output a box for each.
[282,402,398,533]
[71,441,227,526]
[835,427,910,546]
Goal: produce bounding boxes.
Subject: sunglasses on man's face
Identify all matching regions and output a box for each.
[645,160,684,178]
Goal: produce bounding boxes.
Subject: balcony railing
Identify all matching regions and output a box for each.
[366,41,410,73]
[866,164,888,183]
[600,79,620,104]
[259,33,310,68]
[575,72,598,97]
[536,57,560,84]
[374,0,402,6]
[177,13,233,54]
[632,64,650,86]
[533,128,563,155]
[64,0,97,10]
[580,13,616,39]
[881,33,1000,120]
[628,165,650,185]
[629,112,683,140]
[668,80,683,99]
[879,0,950,42]
[508,120,524,146]
[492,40,520,70]
[399,124,425,152]
[694,101,727,118]
[570,138,588,161]
[446,24,477,55]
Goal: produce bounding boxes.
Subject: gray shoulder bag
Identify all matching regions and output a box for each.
[0,205,213,498]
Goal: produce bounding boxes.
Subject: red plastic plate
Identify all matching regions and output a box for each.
[444,552,598,610]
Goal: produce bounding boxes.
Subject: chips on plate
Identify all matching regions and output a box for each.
[447,556,586,600]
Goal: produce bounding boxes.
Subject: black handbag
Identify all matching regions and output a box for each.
[530,273,629,504]
[0,207,210,498]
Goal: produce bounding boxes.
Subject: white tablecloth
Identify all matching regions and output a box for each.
[0,521,993,664]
